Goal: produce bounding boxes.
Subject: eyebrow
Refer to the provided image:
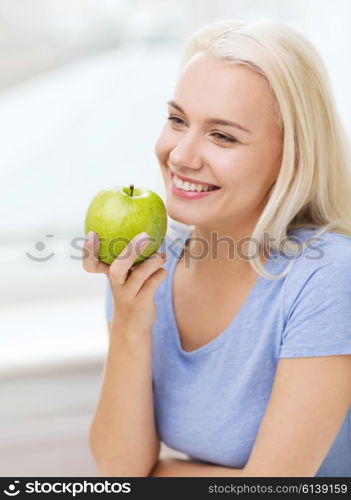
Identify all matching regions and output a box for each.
[167,100,252,134]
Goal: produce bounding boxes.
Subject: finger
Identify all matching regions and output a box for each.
[83,231,110,274]
[123,252,167,297]
[109,232,150,285]
[137,266,168,297]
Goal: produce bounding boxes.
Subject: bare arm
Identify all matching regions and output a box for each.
[244,355,351,476]
[89,322,160,477]
[83,231,166,476]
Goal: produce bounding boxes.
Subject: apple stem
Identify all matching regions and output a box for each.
[130,184,134,197]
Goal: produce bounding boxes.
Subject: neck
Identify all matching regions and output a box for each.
[182,222,267,280]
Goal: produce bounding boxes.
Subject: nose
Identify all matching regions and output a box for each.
[168,132,203,170]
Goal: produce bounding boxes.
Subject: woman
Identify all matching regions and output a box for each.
[84,19,351,477]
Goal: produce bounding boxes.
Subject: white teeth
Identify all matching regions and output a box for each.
[173,174,214,192]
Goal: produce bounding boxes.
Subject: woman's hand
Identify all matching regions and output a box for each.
[83,231,167,337]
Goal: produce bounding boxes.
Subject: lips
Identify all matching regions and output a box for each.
[170,171,221,190]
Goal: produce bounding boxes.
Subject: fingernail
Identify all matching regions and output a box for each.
[135,232,149,242]
[140,240,149,251]
[134,232,149,248]
[86,231,95,247]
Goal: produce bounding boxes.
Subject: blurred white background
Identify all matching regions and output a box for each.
[1,0,350,476]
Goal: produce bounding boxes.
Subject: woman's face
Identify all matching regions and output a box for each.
[155,52,283,231]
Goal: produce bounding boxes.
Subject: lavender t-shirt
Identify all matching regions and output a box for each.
[105,222,351,477]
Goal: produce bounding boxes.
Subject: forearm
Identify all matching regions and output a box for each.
[89,327,159,477]
[150,458,245,477]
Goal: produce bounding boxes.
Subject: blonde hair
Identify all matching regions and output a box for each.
[171,18,351,280]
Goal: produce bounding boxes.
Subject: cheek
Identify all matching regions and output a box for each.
[208,149,253,187]
[213,147,276,195]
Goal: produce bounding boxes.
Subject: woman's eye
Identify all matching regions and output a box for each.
[212,132,237,143]
[166,116,237,144]
[167,115,185,125]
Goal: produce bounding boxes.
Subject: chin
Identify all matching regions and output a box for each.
[164,204,192,225]
[166,203,211,228]
[167,209,193,226]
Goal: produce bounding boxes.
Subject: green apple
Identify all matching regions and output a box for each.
[84,184,167,265]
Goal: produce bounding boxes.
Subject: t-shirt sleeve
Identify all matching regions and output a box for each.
[105,277,114,324]
[279,251,351,358]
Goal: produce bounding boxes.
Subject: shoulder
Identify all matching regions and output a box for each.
[286,227,351,283]
[283,228,351,313]
[279,228,351,357]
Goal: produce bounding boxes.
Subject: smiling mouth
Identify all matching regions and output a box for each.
[170,171,221,191]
